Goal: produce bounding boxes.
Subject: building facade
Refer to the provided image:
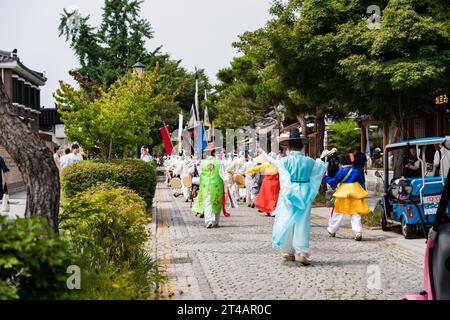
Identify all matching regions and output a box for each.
[0,49,46,193]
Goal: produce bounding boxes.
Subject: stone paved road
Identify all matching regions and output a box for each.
[152,180,424,300]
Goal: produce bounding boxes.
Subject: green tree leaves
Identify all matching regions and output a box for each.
[54,69,174,159]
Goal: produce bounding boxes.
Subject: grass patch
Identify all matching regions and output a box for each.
[361,209,381,228]
[312,193,327,207]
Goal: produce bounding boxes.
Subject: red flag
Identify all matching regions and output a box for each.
[160,125,173,155]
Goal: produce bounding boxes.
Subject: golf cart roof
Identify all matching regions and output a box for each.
[385,137,446,150]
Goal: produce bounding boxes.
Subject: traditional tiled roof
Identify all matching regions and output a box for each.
[0,49,46,83]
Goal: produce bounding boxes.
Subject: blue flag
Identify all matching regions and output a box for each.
[195,124,208,153]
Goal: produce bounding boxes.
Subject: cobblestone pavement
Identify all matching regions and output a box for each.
[152,180,424,300]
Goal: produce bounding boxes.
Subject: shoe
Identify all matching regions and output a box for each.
[281,253,295,262]
[212,224,219,228]
[199,214,204,218]
[328,231,336,237]
[206,222,213,229]
[355,233,362,241]
[251,204,256,208]
[297,256,311,266]
[270,213,276,217]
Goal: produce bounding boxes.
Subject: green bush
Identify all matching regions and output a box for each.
[61,159,157,208]
[67,253,164,300]
[60,186,165,299]
[60,186,150,266]
[0,216,77,300]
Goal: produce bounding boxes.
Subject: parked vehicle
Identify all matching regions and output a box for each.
[404,138,450,300]
[375,137,450,239]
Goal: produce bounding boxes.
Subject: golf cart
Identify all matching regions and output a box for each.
[375,137,450,239]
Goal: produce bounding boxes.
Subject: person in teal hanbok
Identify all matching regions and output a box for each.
[270,128,325,266]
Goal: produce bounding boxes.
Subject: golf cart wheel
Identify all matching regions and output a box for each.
[401,217,415,239]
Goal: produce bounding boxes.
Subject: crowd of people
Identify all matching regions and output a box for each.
[162,128,372,266]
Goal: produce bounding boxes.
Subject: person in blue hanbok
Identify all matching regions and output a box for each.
[268,128,326,266]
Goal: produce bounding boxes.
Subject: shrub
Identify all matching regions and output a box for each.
[61,159,157,208]
[60,186,149,266]
[60,185,165,299]
[0,216,77,300]
[68,253,165,300]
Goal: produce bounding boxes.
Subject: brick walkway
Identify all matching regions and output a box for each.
[151,179,424,300]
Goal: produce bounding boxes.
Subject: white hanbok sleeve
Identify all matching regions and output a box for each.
[219,162,229,183]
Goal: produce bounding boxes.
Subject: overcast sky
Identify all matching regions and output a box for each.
[0,0,272,108]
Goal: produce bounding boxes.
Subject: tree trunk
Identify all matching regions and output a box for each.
[316,105,328,157]
[0,83,60,231]
[296,114,307,137]
[393,96,408,179]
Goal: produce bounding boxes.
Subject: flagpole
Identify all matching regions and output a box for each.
[178,113,183,155]
[195,66,200,124]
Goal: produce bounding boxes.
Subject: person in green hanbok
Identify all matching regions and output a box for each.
[192,148,229,228]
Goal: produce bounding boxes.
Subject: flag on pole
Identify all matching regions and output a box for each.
[187,104,197,129]
[204,106,211,141]
[195,124,208,153]
[160,125,173,155]
[178,113,183,155]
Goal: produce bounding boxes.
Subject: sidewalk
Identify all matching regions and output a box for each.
[0,190,26,219]
[152,180,424,300]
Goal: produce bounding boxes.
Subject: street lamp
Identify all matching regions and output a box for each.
[132,60,145,159]
[132,60,145,75]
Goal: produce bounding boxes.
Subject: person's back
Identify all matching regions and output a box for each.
[59,148,71,169]
[282,151,315,183]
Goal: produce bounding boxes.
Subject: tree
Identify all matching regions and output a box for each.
[211,26,291,130]
[58,0,212,148]
[328,119,361,155]
[266,0,375,156]
[336,0,450,141]
[0,83,60,231]
[59,0,153,91]
[54,68,176,160]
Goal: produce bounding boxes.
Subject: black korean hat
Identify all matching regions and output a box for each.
[279,128,309,147]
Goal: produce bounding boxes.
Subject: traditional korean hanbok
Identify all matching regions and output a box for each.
[180,158,195,202]
[192,155,228,228]
[323,165,370,237]
[272,151,326,258]
[246,161,280,214]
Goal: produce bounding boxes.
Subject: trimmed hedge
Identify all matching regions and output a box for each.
[61,159,157,208]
